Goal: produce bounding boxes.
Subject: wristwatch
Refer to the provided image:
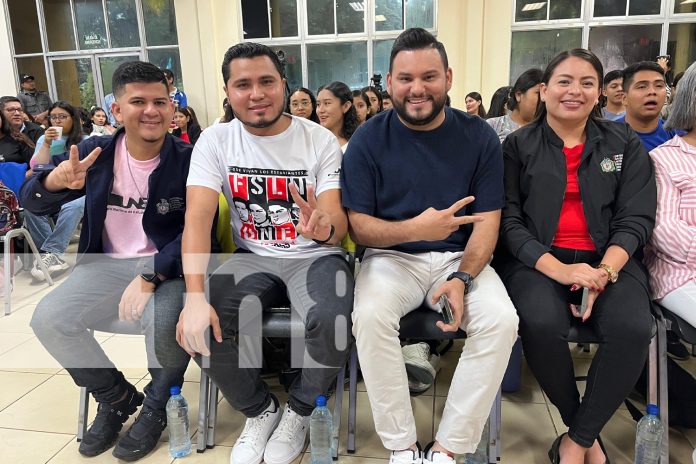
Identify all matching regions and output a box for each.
[597,264,618,284]
[447,271,474,294]
[140,273,164,287]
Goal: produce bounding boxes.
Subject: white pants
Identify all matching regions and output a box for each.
[659,279,696,328]
[352,249,519,454]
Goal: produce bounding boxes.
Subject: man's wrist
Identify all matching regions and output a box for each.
[447,271,474,294]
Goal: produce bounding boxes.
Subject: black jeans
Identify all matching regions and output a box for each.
[503,247,653,447]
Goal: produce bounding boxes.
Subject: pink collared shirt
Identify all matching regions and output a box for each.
[645,135,696,299]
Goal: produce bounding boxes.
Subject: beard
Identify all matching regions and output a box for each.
[234,106,285,129]
[391,93,447,127]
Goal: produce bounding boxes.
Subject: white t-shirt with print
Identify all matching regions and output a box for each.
[187,115,343,258]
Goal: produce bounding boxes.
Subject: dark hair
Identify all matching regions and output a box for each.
[221,97,235,123]
[318,81,359,141]
[48,101,83,149]
[622,61,665,92]
[465,92,487,118]
[112,61,169,98]
[75,107,92,135]
[389,28,448,73]
[221,42,285,85]
[535,49,604,123]
[507,68,543,112]
[0,105,10,136]
[286,87,319,123]
[89,106,106,119]
[362,86,383,113]
[381,90,391,101]
[0,96,23,109]
[175,105,200,130]
[161,68,174,81]
[487,86,512,118]
[673,71,685,89]
[0,105,35,149]
[351,89,371,118]
[603,69,623,87]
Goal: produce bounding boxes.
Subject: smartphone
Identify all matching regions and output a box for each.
[567,287,590,317]
[439,295,454,325]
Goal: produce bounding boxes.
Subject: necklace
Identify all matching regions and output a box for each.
[125,139,148,207]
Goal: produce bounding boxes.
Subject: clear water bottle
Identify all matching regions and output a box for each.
[310,395,333,464]
[463,418,489,464]
[634,403,663,464]
[166,385,191,458]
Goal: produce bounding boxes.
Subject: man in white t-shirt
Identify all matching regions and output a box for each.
[176,43,353,464]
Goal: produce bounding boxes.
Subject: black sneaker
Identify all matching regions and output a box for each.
[112,408,167,462]
[78,385,144,457]
[667,330,690,360]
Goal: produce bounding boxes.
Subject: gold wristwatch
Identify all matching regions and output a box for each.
[597,263,618,284]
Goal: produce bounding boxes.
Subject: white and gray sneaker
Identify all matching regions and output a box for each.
[263,403,310,464]
[230,397,282,464]
[403,342,441,393]
[423,442,455,464]
[390,443,423,464]
[31,252,69,281]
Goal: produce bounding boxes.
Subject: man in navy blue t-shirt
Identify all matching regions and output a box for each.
[341,28,518,464]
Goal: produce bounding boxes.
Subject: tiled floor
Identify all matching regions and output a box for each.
[1,267,695,464]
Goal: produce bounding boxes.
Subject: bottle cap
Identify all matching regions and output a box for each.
[315,395,327,407]
[170,386,181,396]
[646,404,659,415]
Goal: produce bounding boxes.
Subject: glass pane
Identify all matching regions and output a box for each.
[373,39,395,83]
[667,23,696,76]
[43,0,77,51]
[307,0,334,35]
[589,24,662,73]
[515,1,547,22]
[307,42,367,92]
[7,0,42,54]
[509,28,582,84]
[629,0,660,15]
[74,0,108,50]
[98,55,140,97]
[270,0,298,37]
[375,0,403,31]
[675,1,696,14]
[52,58,96,109]
[550,0,582,20]
[147,48,183,90]
[107,0,140,48]
[242,0,269,39]
[406,0,433,28]
[270,45,302,91]
[142,0,178,46]
[15,56,49,93]
[593,0,626,17]
[337,0,364,34]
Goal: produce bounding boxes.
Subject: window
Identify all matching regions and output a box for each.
[675,0,696,14]
[6,0,42,54]
[271,44,303,90]
[142,0,179,46]
[510,29,582,83]
[514,0,582,22]
[75,0,108,50]
[593,0,661,16]
[107,0,141,48]
[307,42,367,90]
[667,23,696,74]
[589,24,662,71]
[44,0,77,51]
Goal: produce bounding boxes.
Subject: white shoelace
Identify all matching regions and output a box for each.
[236,411,273,445]
[272,407,306,442]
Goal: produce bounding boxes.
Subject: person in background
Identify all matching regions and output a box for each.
[0,105,34,165]
[287,87,319,123]
[103,92,117,126]
[362,85,383,116]
[661,71,684,120]
[172,106,202,145]
[17,74,52,126]
[317,81,360,152]
[487,68,542,143]
[213,97,234,124]
[352,89,371,124]
[90,106,117,136]
[464,91,486,118]
[76,107,94,137]
[0,96,45,144]
[486,86,512,119]
[601,70,625,120]
[381,90,392,110]
[162,68,187,108]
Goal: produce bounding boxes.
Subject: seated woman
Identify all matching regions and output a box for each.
[0,109,34,165]
[27,101,86,281]
[465,91,486,118]
[487,68,542,143]
[317,82,359,152]
[351,89,370,125]
[361,85,382,116]
[645,61,696,328]
[287,87,319,123]
[498,49,656,464]
[172,106,202,145]
[89,106,116,136]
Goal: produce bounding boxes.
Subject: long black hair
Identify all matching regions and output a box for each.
[465,92,486,118]
[318,81,359,141]
[48,101,83,150]
[487,86,512,118]
[286,87,319,123]
[173,106,202,145]
[507,68,543,112]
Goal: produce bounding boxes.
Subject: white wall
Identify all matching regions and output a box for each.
[0,4,18,96]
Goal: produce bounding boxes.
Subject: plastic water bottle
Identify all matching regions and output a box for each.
[310,395,333,464]
[463,419,489,464]
[166,386,191,458]
[634,404,663,464]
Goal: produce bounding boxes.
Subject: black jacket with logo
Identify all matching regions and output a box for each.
[498,118,657,287]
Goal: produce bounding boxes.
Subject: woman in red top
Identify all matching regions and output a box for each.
[172,106,201,145]
[499,49,656,464]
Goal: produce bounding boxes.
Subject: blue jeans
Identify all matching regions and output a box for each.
[24,196,85,255]
[30,257,189,412]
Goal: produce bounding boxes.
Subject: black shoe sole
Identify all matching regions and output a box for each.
[79,434,120,457]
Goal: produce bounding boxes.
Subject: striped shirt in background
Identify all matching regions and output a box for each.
[644,135,696,299]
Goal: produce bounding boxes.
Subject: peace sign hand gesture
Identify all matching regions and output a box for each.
[45,145,101,192]
[289,183,333,242]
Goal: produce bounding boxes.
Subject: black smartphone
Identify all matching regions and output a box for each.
[567,287,589,317]
[439,295,454,325]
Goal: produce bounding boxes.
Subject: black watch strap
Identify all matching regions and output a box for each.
[447,271,474,294]
[140,273,164,287]
[312,224,335,245]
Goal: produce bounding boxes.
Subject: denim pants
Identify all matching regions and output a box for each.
[24,196,85,255]
[30,257,189,413]
[155,252,353,417]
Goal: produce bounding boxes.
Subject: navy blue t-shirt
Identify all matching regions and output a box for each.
[615,116,681,152]
[341,107,503,253]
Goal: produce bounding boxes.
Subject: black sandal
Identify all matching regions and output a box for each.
[548,433,566,464]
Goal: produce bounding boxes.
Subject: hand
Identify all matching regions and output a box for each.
[656,57,669,72]
[47,145,101,190]
[43,127,61,144]
[118,276,156,322]
[176,293,222,357]
[413,197,484,242]
[570,288,601,323]
[432,279,466,332]
[289,183,332,241]
[551,263,608,292]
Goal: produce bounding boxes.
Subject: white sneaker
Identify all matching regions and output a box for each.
[390,445,423,464]
[230,398,282,464]
[403,343,440,388]
[423,442,455,464]
[263,403,310,464]
[31,252,69,281]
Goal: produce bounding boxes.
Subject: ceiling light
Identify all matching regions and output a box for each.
[350,2,365,11]
[375,14,386,22]
[680,0,696,4]
[522,2,547,11]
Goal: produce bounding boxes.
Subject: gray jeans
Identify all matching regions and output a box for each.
[156,252,353,417]
[30,257,189,413]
